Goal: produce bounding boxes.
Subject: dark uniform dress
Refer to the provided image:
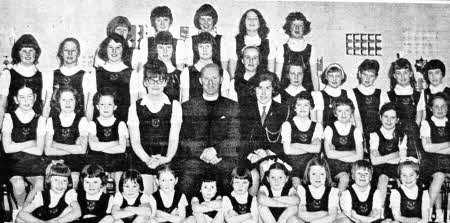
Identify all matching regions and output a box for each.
[153,190,184,223]
[131,99,172,174]
[326,123,356,177]
[31,190,69,221]
[286,120,318,177]
[196,195,218,219]
[76,191,110,223]
[95,66,133,122]
[424,87,450,120]
[120,193,143,223]
[187,66,203,101]
[235,35,270,75]
[421,118,450,177]
[49,114,85,171]
[280,43,313,91]
[353,88,381,149]
[192,34,222,68]
[266,184,291,221]
[229,193,253,215]
[7,112,46,176]
[371,129,404,179]
[348,186,376,216]
[50,69,85,117]
[165,69,181,102]
[387,90,423,159]
[321,89,348,128]
[87,118,127,172]
[7,68,43,114]
[303,184,331,212]
[398,187,423,218]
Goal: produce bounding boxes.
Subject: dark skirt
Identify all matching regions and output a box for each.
[373,163,398,180]
[46,154,86,172]
[129,153,157,175]
[87,151,127,172]
[7,152,47,176]
[287,153,318,178]
[326,159,352,178]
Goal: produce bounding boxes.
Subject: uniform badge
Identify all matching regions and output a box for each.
[22,127,30,136]
[62,129,71,139]
[152,119,160,128]
[339,136,348,145]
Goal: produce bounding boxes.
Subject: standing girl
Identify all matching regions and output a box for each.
[150,163,188,222]
[229,9,276,79]
[323,98,363,193]
[16,161,81,223]
[222,167,259,223]
[50,37,96,119]
[281,91,323,187]
[291,157,340,223]
[275,12,318,91]
[389,161,429,223]
[153,31,181,102]
[279,63,318,109]
[135,6,185,70]
[111,169,155,222]
[316,63,362,129]
[88,88,128,191]
[95,16,134,68]
[45,87,89,189]
[180,31,231,103]
[257,163,299,223]
[2,84,47,207]
[128,60,182,194]
[0,34,52,122]
[187,4,228,70]
[387,58,425,160]
[423,59,450,120]
[95,33,143,122]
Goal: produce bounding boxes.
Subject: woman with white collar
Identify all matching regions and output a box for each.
[49,38,96,120]
[0,34,52,121]
[93,33,144,122]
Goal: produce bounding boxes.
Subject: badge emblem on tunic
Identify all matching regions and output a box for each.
[87,200,96,212]
[406,200,416,210]
[312,200,322,209]
[401,97,410,105]
[299,133,308,142]
[62,129,71,139]
[339,136,348,145]
[437,127,446,137]
[359,203,369,215]
[152,119,160,128]
[22,127,30,136]
[385,142,394,152]
[103,128,112,137]
[62,76,71,86]
[365,96,374,105]
[110,73,119,80]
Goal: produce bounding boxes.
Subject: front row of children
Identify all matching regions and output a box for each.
[15,157,429,223]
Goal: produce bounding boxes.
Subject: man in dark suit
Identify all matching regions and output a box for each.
[179,63,240,197]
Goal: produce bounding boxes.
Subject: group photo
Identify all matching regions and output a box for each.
[0,0,449,222]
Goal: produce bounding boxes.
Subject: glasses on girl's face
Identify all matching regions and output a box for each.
[145,78,165,85]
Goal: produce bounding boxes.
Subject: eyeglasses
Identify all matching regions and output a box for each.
[145,78,165,84]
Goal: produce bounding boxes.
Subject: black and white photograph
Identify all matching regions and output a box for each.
[0,0,449,222]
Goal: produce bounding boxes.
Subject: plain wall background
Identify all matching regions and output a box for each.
[0,0,449,91]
